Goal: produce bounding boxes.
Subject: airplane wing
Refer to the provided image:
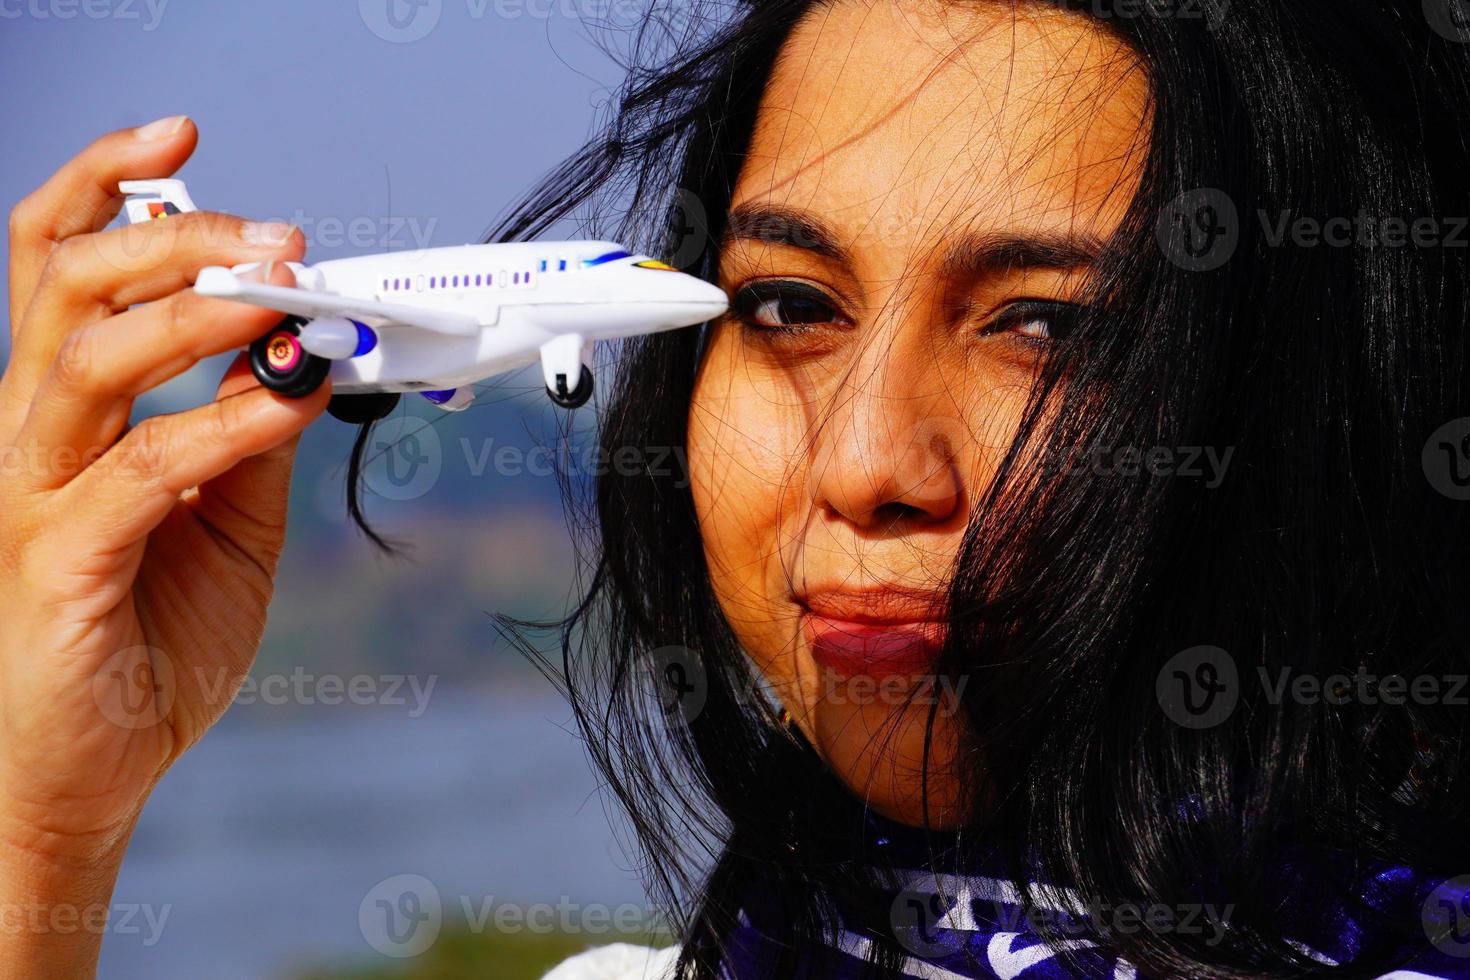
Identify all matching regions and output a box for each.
[195,266,483,337]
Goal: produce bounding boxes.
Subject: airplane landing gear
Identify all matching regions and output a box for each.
[547,366,594,409]
[327,392,402,424]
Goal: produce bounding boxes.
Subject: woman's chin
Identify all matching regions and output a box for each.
[805,693,971,831]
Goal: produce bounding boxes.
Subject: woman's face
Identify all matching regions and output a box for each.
[688,0,1149,826]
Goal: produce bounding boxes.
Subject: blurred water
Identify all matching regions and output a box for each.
[100,684,645,980]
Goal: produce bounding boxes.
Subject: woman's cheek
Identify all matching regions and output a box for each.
[689,334,811,649]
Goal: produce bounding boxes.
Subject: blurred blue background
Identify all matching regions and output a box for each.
[1,2,663,976]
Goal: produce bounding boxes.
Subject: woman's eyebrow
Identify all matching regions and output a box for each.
[725,203,846,260]
[940,231,1104,279]
[725,202,1102,276]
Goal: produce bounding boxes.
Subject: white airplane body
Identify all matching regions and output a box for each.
[120,180,728,417]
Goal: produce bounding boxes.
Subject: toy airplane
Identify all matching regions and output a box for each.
[120,180,728,422]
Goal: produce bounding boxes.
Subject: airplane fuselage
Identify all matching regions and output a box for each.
[301,242,720,394]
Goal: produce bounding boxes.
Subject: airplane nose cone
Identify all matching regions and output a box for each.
[680,279,729,323]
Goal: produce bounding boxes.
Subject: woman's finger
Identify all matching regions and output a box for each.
[190,353,310,567]
[48,382,330,555]
[13,263,304,489]
[4,213,303,413]
[32,210,302,318]
[7,117,197,335]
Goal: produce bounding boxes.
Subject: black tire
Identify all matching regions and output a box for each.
[249,316,331,398]
[327,392,401,424]
[547,365,594,409]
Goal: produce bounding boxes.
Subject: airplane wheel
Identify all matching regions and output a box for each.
[327,392,402,424]
[548,365,594,409]
[250,317,330,398]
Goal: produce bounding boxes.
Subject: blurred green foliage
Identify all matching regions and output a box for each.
[294,926,670,980]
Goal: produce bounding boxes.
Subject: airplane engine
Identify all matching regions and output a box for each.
[249,316,331,398]
[298,318,378,361]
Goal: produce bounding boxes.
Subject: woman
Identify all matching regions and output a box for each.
[3,0,1468,977]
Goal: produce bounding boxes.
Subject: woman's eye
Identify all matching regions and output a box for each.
[732,281,845,330]
[983,300,1082,344]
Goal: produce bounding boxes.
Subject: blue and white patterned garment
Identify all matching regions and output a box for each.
[718,831,1470,980]
[546,836,1470,979]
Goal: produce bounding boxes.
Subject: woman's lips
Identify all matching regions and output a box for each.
[802,613,946,680]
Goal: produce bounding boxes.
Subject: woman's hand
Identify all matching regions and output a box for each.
[0,117,329,975]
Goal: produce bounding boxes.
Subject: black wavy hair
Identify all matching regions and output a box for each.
[351,1,1470,975]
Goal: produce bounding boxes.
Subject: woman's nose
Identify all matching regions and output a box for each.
[807,361,966,531]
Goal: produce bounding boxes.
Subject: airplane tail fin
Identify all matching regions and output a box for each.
[119,179,199,225]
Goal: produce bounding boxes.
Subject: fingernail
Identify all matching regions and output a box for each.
[241,222,295,247]
[135,115,188,141]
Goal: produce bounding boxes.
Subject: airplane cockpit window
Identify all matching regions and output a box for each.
[583,249,632,267]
